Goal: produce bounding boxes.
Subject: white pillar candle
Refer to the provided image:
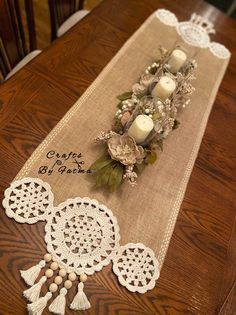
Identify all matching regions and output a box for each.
[128,115,154,144]
[168,49,187,73]
[151,76,176,101]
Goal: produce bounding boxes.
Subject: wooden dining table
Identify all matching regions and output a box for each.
[0,0,235,314]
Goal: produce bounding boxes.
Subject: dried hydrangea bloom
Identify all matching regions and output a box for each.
[132,83,147,95]
[140,73,155,87]
[107,134,144,165]
[132,73,155,95]
[121,112,131,126]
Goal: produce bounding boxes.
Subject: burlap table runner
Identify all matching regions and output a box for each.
[14,12,229,269]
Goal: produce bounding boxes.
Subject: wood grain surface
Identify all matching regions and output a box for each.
[0,0,236,314]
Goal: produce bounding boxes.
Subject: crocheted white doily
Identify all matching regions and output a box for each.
[209,42,231,59]
[177,22,210,48]
[155,9,231,59]
[155,9,178,27]
[2,177,54,223]
[45,197,120,275]
[113,243,160,293]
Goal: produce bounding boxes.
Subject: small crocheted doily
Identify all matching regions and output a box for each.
[2,177,54,224]
[113,243,160,293]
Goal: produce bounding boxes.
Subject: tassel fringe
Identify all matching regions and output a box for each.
[49,288,67,315]
[20,260,46,286]
[23,276,47,302]
[70,282,91,311]
[27,291,52,315]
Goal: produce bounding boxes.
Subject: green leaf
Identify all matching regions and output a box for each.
[146,151,157,165]
[90,154,113,171]
[135,162,145,173]
[136,90,147,99]
[152,112,161,121]
[112,119,123,133]
[117,91,133,101]
[149,66,157,75]
[173,119,180,130]
[95,163,115,188]
[117,101,123,109]
[108,163,124,192]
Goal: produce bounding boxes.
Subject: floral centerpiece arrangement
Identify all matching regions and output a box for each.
[90,46,197,191]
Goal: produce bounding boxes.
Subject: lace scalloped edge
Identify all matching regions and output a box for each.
[155,9,231,59]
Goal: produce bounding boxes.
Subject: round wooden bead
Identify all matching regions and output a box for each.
[49,283,58,293]
[64,280,72,289]
[54,276,63,285]
[80,273,87,282]
[44,253,52,262]
[45,269,53,278]
[59,268,67,277]
[50,262,58,271]
[68,272,76,282]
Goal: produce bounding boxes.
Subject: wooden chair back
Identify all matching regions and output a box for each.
[0,0,37,79]
[48,0,85,40]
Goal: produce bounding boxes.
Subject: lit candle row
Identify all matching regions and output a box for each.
[127,49,187,144]
[152,49,187,101]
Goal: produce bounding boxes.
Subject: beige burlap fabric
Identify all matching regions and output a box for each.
[15,14,229,268]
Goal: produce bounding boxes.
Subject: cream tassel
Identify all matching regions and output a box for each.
[23,276,47,302]
[70,282,91,311]
[49,288,67,315]
[27,291,52,315]
[20,260,46,286]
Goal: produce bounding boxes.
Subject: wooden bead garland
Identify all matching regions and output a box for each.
[22,264,91,314]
